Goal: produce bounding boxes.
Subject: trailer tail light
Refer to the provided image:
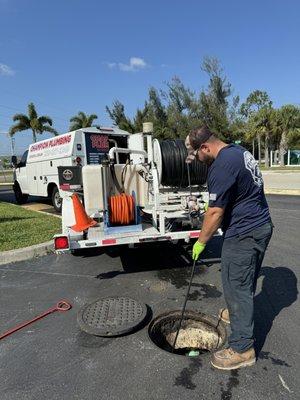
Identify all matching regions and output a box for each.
[102,239,117,245]
[189,231,200,238]
[55,236,69,250]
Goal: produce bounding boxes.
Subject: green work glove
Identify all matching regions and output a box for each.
[192,241,206,260]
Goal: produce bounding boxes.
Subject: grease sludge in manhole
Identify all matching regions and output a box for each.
[148,310,227,356]
[77,297,148,337]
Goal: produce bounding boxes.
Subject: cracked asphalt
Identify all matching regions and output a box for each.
[0,195,299,399]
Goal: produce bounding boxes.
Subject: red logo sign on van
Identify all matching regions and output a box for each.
[90,135,109,151]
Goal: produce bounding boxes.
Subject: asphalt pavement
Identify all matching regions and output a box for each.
[0,195,299,400]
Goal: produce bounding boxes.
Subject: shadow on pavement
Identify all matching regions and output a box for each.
[254,266,298,355]
[92,236,223,281]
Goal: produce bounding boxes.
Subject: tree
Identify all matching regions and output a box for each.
[247,107,277,167]
[240,90,273,164]
[146,87,169,138]
[240,90,272,117]
[162,77,200,138]
[276,105,300,165]
[10,102,57,143]
[69,111,98,131]
[106,101,135,133]
[198,57,232,139]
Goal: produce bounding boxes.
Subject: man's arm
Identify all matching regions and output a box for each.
[197,206,224,244]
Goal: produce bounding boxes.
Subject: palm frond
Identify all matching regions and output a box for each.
[12,114,30,124]
[69,123,82,131]
[77,111,86,120]
[40,126,57,135]
[87,114,98,126]
[28,103,38,120]
[9,123,29,135]
[38,115,53,126]
[70,116,82,123]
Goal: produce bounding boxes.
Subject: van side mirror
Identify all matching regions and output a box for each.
[11,155,17,167]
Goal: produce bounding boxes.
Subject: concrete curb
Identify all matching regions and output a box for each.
[0,182,13,186]
[265,189,300,196]
[0,241,54,266]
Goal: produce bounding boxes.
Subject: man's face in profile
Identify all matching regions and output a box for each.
[185,135,214,166]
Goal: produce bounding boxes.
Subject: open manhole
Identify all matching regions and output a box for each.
[77,297,148,337]
[148,310,227,356]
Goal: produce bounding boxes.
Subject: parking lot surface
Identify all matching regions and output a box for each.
[0,195,299,399]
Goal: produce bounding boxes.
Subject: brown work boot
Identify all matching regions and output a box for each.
[219,308,230,324]
[211,347,256,370]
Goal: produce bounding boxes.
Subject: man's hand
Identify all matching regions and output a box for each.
[192,241,206,260]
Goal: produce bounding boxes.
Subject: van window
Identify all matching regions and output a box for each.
[18,150,28,167]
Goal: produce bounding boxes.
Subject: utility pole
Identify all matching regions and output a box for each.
[7,133,15,156]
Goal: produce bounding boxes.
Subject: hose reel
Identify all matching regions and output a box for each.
[153,139,208,187]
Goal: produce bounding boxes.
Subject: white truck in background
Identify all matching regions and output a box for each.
[12,127,129,212]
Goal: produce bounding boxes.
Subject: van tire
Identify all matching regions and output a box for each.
[51,186,62,213]
[13,182,29,205]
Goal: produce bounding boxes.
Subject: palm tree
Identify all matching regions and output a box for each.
[249,108,277,167]
[10,102,57,143]
[277,105,300,166]
[69,112,98,131]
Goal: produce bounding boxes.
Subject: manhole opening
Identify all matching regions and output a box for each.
[148,310,227,357]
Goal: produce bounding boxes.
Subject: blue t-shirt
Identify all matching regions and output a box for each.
[207,144,271,239]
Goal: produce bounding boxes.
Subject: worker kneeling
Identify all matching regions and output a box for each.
[186,127,273,370]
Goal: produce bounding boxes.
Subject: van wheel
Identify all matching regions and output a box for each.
[13,182,29,204]
[51,186,62,213]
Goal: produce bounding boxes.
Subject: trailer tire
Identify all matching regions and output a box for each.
[13,182,29,205]
[51,186,62,213]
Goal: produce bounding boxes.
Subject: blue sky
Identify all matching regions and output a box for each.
[1,0,300,155]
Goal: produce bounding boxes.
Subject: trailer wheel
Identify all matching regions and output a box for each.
[51,186,62,213]
[13,182,29,204]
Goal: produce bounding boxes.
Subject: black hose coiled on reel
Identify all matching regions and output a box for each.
[160,139,208,187]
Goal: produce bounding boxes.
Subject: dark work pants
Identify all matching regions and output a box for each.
[221,222,273,353]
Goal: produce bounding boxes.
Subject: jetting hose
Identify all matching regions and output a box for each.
[160,139,208,187]
[109,193,135,225]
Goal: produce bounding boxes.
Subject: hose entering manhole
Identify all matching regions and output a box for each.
[148,310,227,357]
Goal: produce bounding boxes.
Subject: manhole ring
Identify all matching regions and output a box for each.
[148,309,227,356]
[77,297,148,337]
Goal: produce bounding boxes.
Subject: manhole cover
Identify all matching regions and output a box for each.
[77,297,148,337]
[148,310,227,356]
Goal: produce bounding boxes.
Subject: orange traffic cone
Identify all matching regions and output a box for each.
[71,193,97,232]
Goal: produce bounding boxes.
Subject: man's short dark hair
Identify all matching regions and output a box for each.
[189,126,217,150]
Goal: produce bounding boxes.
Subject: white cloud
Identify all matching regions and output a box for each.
[0,63,15,76]
[107,62,117,68]
[106,57,148,72]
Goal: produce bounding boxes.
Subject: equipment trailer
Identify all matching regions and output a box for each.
[54,122,220,253]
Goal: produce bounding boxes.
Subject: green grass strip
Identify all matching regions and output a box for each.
[0,202,61,252]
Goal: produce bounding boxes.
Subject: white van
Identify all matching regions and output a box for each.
[12,127,129,212]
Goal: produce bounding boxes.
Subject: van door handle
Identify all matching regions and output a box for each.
[34,176,36,180]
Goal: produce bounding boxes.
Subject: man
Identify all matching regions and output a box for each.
[186,126,273,370]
